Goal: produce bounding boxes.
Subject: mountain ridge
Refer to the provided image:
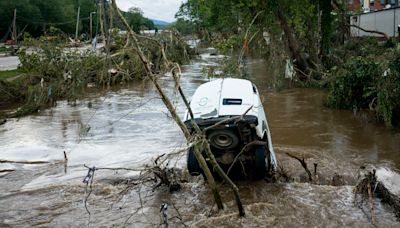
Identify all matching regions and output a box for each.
[151,19,171,28]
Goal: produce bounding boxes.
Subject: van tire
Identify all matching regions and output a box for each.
[254,146,267,179]
[208,129,239,150]
[187,147,202,176]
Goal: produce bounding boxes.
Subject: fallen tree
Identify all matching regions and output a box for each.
[110,0,245,216]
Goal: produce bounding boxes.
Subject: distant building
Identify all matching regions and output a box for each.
[350,1,400,38]
[348,0,362,12]
[348,0,400,12]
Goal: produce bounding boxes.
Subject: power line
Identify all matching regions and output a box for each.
[16,16,90,26]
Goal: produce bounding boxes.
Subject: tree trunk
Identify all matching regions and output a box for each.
[320,0,333,56]
[110,0,225,211]
[275,6,310,80]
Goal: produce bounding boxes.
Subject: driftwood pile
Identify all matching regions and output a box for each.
[355,167,400,223]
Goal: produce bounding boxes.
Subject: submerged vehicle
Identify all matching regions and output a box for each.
[184,78,277,179]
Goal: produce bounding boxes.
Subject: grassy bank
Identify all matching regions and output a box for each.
[0,46,15,52]
[0,69,23,81]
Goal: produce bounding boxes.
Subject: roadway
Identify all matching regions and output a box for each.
[0,43,105,71]
[0,56,19,71]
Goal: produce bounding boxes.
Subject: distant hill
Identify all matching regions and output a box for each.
[151,19,170,29]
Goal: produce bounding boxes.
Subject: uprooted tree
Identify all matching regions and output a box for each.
[109,0,245,216]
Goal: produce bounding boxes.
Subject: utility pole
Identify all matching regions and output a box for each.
[12,8,17,44]
[75,5,81,40]
[90,12,96,41]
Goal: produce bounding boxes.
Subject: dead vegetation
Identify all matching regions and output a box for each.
[281,152,400,223]
[108,0,248,216]
[355,167,400,222]
[72,146,400,227]
[1,1,399,226]
[0,20,191,119]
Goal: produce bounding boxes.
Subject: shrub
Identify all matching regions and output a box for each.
[326,56,381,109]
[376,50,400,127]
[326,46,400,128]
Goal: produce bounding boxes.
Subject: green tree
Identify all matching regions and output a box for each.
[320,0,333,55]
[176,0,334,78]
[0,0,96,39]
[173,18,195,35]
[124,7,154,33]
[0,0,41,38]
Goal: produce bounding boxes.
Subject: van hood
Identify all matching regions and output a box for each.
[187,78,258,120]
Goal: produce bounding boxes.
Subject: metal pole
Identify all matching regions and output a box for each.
[12,8,17,43]
[394,7,396,37]
[75,6,80,40]
[90,12,93,40]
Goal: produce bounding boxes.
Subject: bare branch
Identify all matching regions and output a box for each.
[286,153,313,182]
[110,0,239,214]
[0,159,49,164]
[349,24,389,40]
[204,105,253,132]
[226,140,267,175]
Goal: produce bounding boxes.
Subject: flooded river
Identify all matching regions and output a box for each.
[0,49,399,227]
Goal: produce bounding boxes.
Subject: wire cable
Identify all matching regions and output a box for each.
[16,16,90,26]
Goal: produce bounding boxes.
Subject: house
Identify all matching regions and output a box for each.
[350,0,400,38]
[349,0,399,12]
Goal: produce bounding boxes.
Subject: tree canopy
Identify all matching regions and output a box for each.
[0,0,154,40]
[175,0,335,77]
[123,7,154,33]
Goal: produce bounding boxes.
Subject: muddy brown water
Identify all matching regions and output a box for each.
[0,50,399,227]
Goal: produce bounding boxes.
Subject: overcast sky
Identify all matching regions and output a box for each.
[116,0,185,22]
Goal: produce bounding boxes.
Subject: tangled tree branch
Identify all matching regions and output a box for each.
[349,24,389,40]
[286,153,313,182]
[111,0,250,216]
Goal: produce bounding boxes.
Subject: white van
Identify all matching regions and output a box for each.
[184,78,277,179]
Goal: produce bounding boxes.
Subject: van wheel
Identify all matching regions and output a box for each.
[254,146,267,179]
[208,129,239,150]
[187,147,202,176]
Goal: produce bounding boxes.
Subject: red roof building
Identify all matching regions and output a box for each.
[348,0,399,12]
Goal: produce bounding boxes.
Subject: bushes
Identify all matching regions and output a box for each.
[323,38,386,72]
[214,34,242,53]
[326,57,381,109]
[376,50,400,127]
[326,46,400,128]
[1,32,193,117]
[0,80,24,107]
